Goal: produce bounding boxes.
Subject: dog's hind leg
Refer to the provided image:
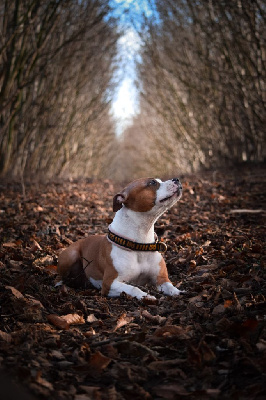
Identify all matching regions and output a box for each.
[58,248,89,289]
[64,259,90,288]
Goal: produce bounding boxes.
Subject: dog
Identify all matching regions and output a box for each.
[57,177,183,300]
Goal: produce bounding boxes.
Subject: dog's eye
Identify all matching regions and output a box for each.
[148,179,157,186]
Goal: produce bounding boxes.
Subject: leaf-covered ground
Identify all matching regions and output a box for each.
[0,167,265,400]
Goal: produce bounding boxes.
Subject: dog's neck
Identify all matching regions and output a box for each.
[110,206,161,243]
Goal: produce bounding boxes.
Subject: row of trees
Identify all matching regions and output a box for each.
[0,0,119,179]
[1,1,265,181]
[122,0,265,177]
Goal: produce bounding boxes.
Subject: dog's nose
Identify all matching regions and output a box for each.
[172,178,180,184]
[172,178,182,189]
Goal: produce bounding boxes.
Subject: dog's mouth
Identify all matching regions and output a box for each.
[160,189,181,203]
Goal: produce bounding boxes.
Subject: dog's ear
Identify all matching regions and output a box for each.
[113,193,127,212]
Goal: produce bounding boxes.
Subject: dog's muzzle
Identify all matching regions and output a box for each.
[172,178,182,190]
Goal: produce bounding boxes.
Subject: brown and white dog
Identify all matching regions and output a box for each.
[57,177,183,300]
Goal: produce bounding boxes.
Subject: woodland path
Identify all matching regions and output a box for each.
[0,166,265,399]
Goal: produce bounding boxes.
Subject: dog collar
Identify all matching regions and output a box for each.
[107,229,167,253]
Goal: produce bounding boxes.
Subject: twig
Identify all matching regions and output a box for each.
[229,209,264,214]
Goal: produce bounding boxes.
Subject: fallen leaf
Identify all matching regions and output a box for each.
[153,384,189,398]
[33,255,54,266]
[148,358,186,371]
[187,344,202,367]
[0,330,12,343]
[113,313,133,332]
[229,319,259,336]
[57,361,74,368]
[50,350,65,360]
[154,325,192,339]
[199,340,216,362]
[5,286,25,299]
[212,304,225,315]
[87,314,98,323]
[45,265,57,273]
[88,351,111,375]
[47,314,69,330]
[35,372,53,391]
[116,341,158,358]
[142,310,166,325]
[74,395,93,400]
[189,294,203,304]
[8,260,23,270]
[79,386,101,399]
[61,313,85,325]
[224,300,233,308]
[30,239,42,252]
[2,242,18,248]
[256,340,266,352]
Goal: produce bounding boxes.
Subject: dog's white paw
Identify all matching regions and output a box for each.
[109,279,153,300]
[168,287,182,296]
[145,294,157,301]
[158,282,183,297]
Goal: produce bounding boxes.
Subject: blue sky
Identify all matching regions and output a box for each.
[109,0,155,135]
[111,28,141,135]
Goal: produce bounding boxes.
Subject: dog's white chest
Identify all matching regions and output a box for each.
[110,244,161,285]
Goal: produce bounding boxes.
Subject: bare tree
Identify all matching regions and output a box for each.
[137,0,266,170]
[0,0,119,179]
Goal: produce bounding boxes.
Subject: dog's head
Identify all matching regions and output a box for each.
[113,178,182,213]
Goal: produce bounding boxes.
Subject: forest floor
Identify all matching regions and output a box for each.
[0,166,265,400]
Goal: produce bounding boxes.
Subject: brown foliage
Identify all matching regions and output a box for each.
[0,166,265,399]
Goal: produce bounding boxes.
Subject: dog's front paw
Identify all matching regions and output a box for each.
[158,282,183,297]
[145,294,157,301]
[168,287,182,296]
[108,279,155,300]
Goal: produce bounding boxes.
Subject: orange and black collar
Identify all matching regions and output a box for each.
[107,229,167,253]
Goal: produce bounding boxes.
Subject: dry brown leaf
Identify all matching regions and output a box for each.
[212,304,226,315]
[74,395,93,400]
[2,242,18,248]
[0,330,12,343]
[50,350,65,360]
[5,286,25,299]
[33,205,44,212]
[153,384,189,398]
[187,344,202,367]
[149,358,186,371]
[30,239,42,252]
[61,313,85,325]
[189,294,203,304]
[45,264,57,274]
[25,295,44,308]
[33,255,54,266]
[154,325,191,339]
[142,310,166,325]
[116,340,158,358]
[8,260,23,270]
[256,340,266,352]
[199,340,216,362]
[47,314,70,330]
[79,386,101,399]
[113,313,133,332]
[224,300,233,308]
[88,351,111,374]
[35,373,53,391]
[87,314,98,323]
